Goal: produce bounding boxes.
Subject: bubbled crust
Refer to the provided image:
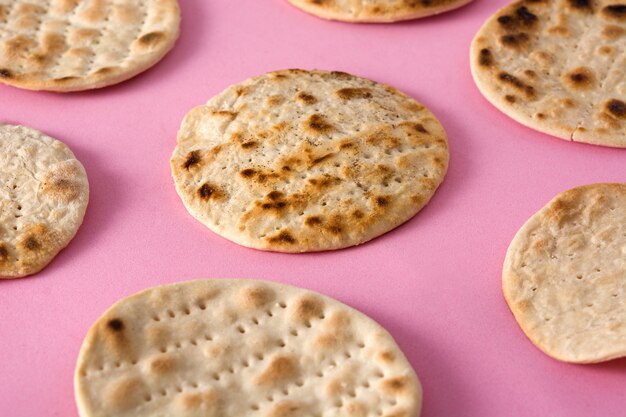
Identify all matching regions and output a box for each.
[74,279,422,417]
[470,0,626,148]
[0,124,89,278]
[0,0,180,92]
[503,183,626,363]
[171,69,449,253]
[286,0,474,22]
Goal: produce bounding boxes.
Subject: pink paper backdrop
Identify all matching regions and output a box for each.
[1,1,625,416]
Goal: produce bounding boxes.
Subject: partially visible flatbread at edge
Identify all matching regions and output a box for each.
[287,0,474,22]
[0,124,89,278]
[471,0,626,148]
[0,0,180,92]
[171,69,449,253]
[503,183,626,363]
[75,279,422,417]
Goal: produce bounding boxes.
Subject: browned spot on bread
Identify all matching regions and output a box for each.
[606,99,626,118]
[501,32,530,48]
[505,95,517,103]
[377,350,396,363]
[567,0,593,12]
[296,92,317,104]
[305,114,334,135]
[54,76,78,83]
[602,25,625,39]
[0,68,13,78]
[305,216,324,226]
[375,196,390,207]
[293,296,324,322]
[307,175,341,191]
[149,354,176,375]
[22,236,40,251]
[498,72,535,98]
[235,86,251,97]
[536,112,547,119]
[563,67,595,90]
[41,165,83,202]
[266,401,303,417]
[0,244,7,261]
[268,191,284,200]
[352,209,364,219]
[94,66,115,75]
[381,376,410,395]
[602,4,626,20]
[267,231,297,245]
[211,110,237,118]
[177,388,220,412]
[315,311,352,349]
[240,285,275,309]
[267,95,284,106]
[309,153,335,167]
[325,215,344,235]
[255,355,299,386]
[336,87,373,100]
[197,183,225,201]
[524,70,537,78]
[241,141,258,149]
[240,168,257,178]
[138,31,164,46]
[479,48,494,66]
[183,151,201,169]
[329,71,353,80]
[497,6,538,30]
[339,139,357,150]
[107,318,124,332]
[105,377,145,411]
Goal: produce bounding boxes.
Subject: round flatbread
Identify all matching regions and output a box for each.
[0,0,180,92]
[286,0,474,22]
[470,0,626,148]
[75,279,423,417]
[0,124,89,278]
[503,183,626,363]
[171,69,449,253]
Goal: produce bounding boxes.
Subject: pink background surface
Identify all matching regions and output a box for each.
[1,1,626,416]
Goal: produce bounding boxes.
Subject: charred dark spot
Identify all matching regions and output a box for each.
[138,31,164,46]
[565,68,595,89]
[197,183,224,201]
[183,151,201,169]
[305,216,323,226]
[498,72,535,97]
[497,15,515,27]
[24,236,40,250]
[0,68,12,78]
[376,196,389,207]
[261,203,273,209]
[536,113,546,119]
[241,141,258,149]
[240,169,257,178]
[281,165,291,171]
[336,88,373,100]
[568,0,593,11]
[268,231,296,244]
[515,6,538,25]
[603,4,626,20]
[607,99,626,118]
[505,95,517,103]
[479,48,493,67]
[414,123,428,133]
[107,319,124,332]
[311,154,333,166]
[501,33,529,47]
[339,141,355,149]
[0,244,7,260]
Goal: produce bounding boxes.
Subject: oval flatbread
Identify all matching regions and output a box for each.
[0,124,89,278]
[75,279,423,417]
[0,0,180,92]
[171,69,449,253]
[470,0,626,148]
[503,183,626,363]
[287,0,474,22]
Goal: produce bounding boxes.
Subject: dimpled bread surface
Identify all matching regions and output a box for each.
[171,69,449,253]
[471,0,626,147]
[0,124,89,278]
[287,0,474,22]
[0,0,180,91]
[75,279,423,417]
[503,183,626,363]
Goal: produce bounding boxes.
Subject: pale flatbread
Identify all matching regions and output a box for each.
[171,69,449,253]
[503,183,626,363]
[286,0,474,22]
[75,279,422,417]
[0,0,180,92]
[471,0,626,148]
[0,124,89,278]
